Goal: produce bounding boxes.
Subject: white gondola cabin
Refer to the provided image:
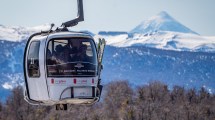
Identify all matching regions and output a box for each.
[23,0,106,109]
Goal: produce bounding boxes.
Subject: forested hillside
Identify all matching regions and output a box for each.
[0,80,214,120]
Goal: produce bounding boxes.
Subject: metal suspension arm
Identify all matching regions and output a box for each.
[62,0,84,28]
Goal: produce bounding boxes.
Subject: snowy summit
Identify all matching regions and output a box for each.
[130,11,198,34]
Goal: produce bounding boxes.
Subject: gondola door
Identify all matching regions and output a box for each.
[25,37,49,101]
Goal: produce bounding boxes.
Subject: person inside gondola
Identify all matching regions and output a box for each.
[46,49,57,65]
[78,44,88,62]
[68,40,80,61]
[54,44,65,63]
[70,42,89,62]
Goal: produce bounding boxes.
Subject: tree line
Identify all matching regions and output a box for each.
[0,81,215,120]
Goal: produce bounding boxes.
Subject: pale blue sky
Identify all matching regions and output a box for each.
[0,0,215,35]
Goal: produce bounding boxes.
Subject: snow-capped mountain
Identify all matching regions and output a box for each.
[98,12,215,52]
[100,31,215,52]
[0,11,215,101]
[130,11,198,34]
[0,24,50,41]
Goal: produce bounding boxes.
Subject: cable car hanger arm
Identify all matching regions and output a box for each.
[61,0,84,28]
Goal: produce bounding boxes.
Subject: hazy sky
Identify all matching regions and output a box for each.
[0,0,215,35]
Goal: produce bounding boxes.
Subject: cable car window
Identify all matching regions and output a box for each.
[46,38,98,77]
[27,41,40,77]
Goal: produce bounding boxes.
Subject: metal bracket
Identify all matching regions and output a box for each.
[62,0,84,28]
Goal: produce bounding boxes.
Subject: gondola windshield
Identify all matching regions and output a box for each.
[46,38,98,77]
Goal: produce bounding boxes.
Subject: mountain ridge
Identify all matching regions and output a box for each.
[130,11,198,35]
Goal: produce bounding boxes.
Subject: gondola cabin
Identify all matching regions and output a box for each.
[24,31,105,106]
[23,0,105,109]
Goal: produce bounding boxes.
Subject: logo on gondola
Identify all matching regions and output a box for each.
[74,63,84,69]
